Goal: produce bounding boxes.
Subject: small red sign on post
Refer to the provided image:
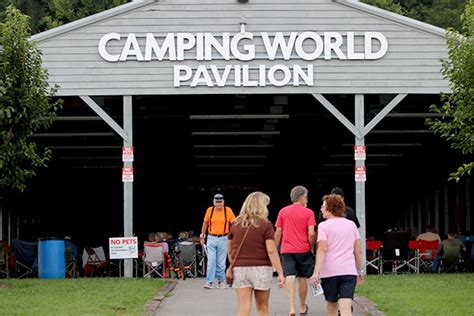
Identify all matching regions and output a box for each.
[354,146,366,161]
[122,147,134,162]
[122,167,134,182]
[355,166,366,182]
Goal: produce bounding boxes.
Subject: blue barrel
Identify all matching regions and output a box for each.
[38,240,65,279]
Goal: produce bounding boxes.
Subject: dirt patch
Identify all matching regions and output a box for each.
[143,280,177,316]
[0,284,10,289]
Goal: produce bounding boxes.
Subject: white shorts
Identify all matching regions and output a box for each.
[232,266,273,290]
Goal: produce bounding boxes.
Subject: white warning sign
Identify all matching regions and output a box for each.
[355,166,366,182]
[122,167,134,182]
[354,146,366,161]
[122,147,134,162]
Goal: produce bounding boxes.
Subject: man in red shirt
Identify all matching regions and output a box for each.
[275,186,316,316]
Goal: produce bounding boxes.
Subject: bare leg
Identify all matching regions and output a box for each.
[338,298,353,316]
[297,277,308,313]
[327,302,338,316]
[236,288,253,316]
[285,275,296,315]
[254,289,270,316]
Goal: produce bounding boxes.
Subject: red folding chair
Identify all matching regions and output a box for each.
[418,240,439,272]
[407,240,420,273]
[366,240,383,274]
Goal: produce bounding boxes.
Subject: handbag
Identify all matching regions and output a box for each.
[226,226,251,285]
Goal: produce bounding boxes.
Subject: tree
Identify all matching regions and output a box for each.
[426,1,474,182]
[362,0,467,31]
[0,6,61,192]
[0,1,129,34]
[361,0,405,15]
[40,0,129,31]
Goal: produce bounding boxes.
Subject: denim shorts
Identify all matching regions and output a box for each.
[232,266,274,290]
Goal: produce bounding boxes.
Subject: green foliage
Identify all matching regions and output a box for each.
[427,1,474,181]
[40,0,129,31]
[0,6,61,192]
[357,274,474,315]
[361,0,405,15]
[0,278,166,314]
[362,0,467,30]
[0,1,129,34]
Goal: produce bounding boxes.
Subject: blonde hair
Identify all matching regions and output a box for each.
[234,191,270,228]
[179,231,189,239]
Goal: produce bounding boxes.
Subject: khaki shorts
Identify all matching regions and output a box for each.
[233,266,274,290]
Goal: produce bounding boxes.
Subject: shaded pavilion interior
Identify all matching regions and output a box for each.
[5,93,472,247]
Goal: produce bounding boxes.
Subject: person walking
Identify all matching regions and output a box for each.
[275,185,316,316]
[317,187,360,228]
[228,191,285,316]
[310,194,363,316]
[200,193,236,289]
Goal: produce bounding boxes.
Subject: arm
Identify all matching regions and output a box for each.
[227,239,233,263]
[200,221,208,246]
[310,240,327,286]
[354,239,362,273]
[265,239,285,287]
[274,227,282,248]
[308,225,316,252]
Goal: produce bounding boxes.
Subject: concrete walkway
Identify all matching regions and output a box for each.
[155,277,372,315]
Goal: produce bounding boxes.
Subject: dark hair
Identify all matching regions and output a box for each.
[330,187,344,197]
[322,194,345,217]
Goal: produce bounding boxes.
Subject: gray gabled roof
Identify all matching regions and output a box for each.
[334,0,446,37]
[30,0,156,42]
[31,0,446,42]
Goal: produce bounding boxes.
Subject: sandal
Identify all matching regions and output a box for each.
[300,304,309,315]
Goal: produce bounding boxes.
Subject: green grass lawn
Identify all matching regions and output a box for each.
[357,274,474,316]
[0,278,166,315]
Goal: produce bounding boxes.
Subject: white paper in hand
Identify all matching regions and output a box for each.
[311,284,324,296]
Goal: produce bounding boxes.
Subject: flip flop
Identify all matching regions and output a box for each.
[300,304,309,315]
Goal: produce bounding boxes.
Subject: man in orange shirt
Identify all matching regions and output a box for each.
[200,193,236,289]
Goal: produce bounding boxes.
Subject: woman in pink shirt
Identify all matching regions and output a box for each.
[310,194,363,316]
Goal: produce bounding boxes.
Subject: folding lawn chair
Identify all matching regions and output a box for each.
[196,243,207,277]
[82,246,109,277]
[143,241,165,278]
[177,241,197,278]
[418,239,439,272]
[406,240,420,273]
[382,231,410,274]
[366,240,383,274]
[11,239,38,278]
[0,240,8,277]
[65,246,77,278]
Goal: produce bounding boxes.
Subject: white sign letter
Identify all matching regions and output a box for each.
[174,65,192,87]
[262,32,297,60]
[230,32,255,61]
[346,32,364,60]
[177,33,196,61]
[365,32,388,59]
[145,33,176,61]
[191,65,214,87]
[268,65,291,87]
[119,33,144,61]
[324,32,346,60]
[293,65,313,86]
[295,32,323,61]
[98,33,121,62]
[205,33,230,60]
